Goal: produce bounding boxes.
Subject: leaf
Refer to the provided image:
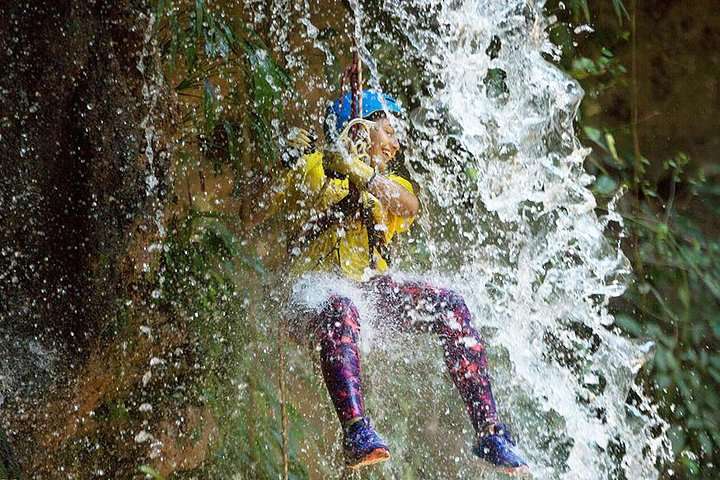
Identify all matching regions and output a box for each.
[194,216,268,278]
[219,22,238,50]
[243,40,291,113]
[217,29,230,58]
[680,453,700,475]
[465,167,479,181]
[584,126,603,145]
[678,284,690,309]
[154,0,166,22]
[138,465,166,480]
[615,313,642,336]
[569,0,591,23]
[655,373,672,389]
[668,425,686,454]
[698,432,714,455]
[580,0,590,22]
[708,366,720,385]
[242,39,292,165]
[611,0,630,25]
[604,132,620,164]
[593,175,617,196]
[195,0,205,40]
[675,375,693,405]
[571,57,596,79]
[224,121,240,165]
[203,79,218,135]
[601,47,614,58]
[175,77,195,91]
[186,39,197,72]
[203,12,217,57]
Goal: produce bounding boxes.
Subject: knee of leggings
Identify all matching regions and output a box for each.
[435,290,472,328]
[439,289,467,312]
[326,295,355,312]
[322,295,359,326]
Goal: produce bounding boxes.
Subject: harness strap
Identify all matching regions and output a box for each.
[288,182,391,270]
[359,194,390,270]
[287,184,360,256]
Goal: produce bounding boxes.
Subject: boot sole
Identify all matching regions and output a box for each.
[478,460,531,478]
[346,448,391,469]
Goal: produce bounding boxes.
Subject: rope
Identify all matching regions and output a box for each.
[278,37,365,480]
[279,321,290,480]
[340,38,363,140]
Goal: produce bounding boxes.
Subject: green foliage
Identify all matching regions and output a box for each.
[150,1,312,476]
[559,0,629,25]
[162,211,262,306]
[155,0,291,169]
[569,49,626,81]
[161,210,312,477]
[202,79,219,136]
[547,0,631,92]
[613,199,720,477]
[203,346,313,480]
[242,36,292,166]
[138,464,166,480]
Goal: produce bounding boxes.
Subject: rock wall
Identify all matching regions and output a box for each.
[0,0,176,475]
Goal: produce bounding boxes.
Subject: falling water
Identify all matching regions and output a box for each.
[0,0,675,476]
[280,0,672,478]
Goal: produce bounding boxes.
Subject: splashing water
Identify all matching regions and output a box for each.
[0,0,671,476]
[275,0,673,478]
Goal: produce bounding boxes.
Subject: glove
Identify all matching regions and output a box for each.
[288,127,316,152]
[282,127,317,167]
[323,150,375,189]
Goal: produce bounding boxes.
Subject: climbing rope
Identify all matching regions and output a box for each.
[336,118,375,162]
[278,319,290,480]
[340,38,364,138]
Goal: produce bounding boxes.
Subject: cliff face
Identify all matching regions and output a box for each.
[0,1,176,475]
[581,0,720,172]
[633,0,720,166]
[1,0,168,345]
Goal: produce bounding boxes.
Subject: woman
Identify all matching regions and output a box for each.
[283,89,528,475]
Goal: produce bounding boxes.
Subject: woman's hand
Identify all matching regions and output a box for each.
[324,150,418,218]
[287,127,316,152]
[282,127,317,167]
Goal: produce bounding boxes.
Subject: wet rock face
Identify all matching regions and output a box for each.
[0,2,174,473]
[0,1,168,351]
[588,0,720,170]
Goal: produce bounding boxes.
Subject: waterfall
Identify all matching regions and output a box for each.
[283,1,672,478]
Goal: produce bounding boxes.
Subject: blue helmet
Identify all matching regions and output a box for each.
[327,89,402,135]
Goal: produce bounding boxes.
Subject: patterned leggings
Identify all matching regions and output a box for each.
[309,275,498,436]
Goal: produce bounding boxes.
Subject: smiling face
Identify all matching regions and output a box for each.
[368,115,401,172]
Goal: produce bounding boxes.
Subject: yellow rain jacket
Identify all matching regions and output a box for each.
[283,152,415,281]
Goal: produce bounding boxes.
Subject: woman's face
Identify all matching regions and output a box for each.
[368,116,401,172]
